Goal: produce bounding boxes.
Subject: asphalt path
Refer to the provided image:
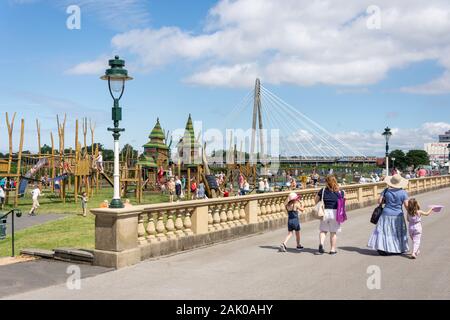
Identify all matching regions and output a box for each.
[4,188,450,300]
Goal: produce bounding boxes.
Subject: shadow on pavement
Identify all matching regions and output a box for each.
[259,245,320,255]
[339,246,380,256]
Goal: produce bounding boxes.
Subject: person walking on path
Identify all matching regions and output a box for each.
[280,192,305,252]
[77,192,88,217]
[29,184,43,216]
[368,174,410,256]
[406,198,432,259]
[315,175,345,255]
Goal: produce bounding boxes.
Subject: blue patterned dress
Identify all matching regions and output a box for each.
[368,188,409,254]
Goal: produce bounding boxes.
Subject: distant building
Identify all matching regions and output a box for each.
[439,130,450,143]
[424,142,449,165]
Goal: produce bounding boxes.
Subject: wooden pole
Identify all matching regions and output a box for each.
[82,117,87,158]
[74,119,79,203]
[36,119,41,155]
[50,132,55,192]
[187,167,191,199]
[5,112,16,174]
[14,119,24,207]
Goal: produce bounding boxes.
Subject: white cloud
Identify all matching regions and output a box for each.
[66,55,109,75]
[68,0,450,93]
[334,122,450,155]
[11,0,150,30]
[400,71,450,95]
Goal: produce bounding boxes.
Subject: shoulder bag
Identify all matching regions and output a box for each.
[370,188,388,225]
[312,188,326,219]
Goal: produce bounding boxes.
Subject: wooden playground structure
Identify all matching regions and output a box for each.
[0,112,144,206]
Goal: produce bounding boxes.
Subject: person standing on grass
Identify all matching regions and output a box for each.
[0,184,5,210]
[167,177,176,203]
[77,192,88,217]
[29,184,43,216]
[190,179,198,200]
[175,176,182,201]
[280,192,305,252]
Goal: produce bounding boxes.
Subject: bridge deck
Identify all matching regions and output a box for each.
[4,187,450,300]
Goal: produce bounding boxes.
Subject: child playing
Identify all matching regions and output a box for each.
[407,198,433,259]
[0,185,5,210]
[78,192,88,217]
[167,177,176,202]
[280,192,305,252]
[29,184,43,216]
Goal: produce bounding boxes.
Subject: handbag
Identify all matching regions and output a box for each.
[370,188,388,224]
[336,191,347,224]
[312,188,326,219]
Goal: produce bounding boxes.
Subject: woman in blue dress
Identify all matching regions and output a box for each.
[368,174,409,255]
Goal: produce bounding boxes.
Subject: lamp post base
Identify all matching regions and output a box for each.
[109,198,124,209]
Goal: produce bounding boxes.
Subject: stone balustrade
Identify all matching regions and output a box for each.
[91,175,450,268]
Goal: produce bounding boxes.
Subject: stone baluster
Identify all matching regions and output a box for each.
[146,212,157,243]
[257,200,263,222]
[165,209,177,240]
[239,201,247,224]
[260,199,267,221]
[271,198,277,218]
[207,206,214,232]
[274,197,281,218]
[220,204,229,229]
[226,203,235,227]
[137,214,146,244]
[233,202,241,226]
[156,210,167,241]
[175,208,185,238]
[265,199,272,220]
[213,205,222,230]
[184,208,194,236]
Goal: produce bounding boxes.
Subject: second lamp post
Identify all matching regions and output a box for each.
[382,127,392,176]
[101,55,133,208]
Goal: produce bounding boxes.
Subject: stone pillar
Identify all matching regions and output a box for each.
[192,205,208,235]
[245,199,258,224]
[357,187,364,204]
[91,207,142,269]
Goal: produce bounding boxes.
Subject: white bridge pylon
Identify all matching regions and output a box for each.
[221,79,367,160]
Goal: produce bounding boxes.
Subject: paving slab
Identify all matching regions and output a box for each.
[0,259,112,298]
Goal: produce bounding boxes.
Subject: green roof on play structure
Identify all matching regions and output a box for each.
[143,118,169,150]
[138,155,158,168]
[179,114,201,148]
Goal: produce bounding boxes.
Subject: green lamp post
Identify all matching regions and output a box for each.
[382,127,392,176]
[100,55,133,208]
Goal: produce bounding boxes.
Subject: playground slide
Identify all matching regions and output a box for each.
[18,158,49,196]
[100,171,114,188]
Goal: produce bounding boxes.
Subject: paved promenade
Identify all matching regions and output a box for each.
[3,188,450,300]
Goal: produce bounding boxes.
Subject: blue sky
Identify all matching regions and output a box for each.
[1,0,450,156]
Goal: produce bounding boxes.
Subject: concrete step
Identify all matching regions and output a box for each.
[53,248,94,264]
[20,248,54,259]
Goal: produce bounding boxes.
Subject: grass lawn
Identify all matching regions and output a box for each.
[0,187,169,257]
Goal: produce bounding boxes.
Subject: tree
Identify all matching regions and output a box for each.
[120,144,139,164]
[40,144,52,154]
[406,150,429,168]
[389,150,407,170]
